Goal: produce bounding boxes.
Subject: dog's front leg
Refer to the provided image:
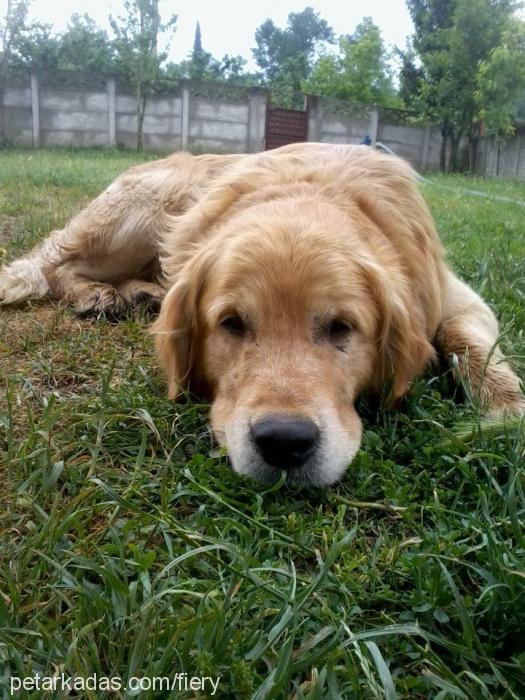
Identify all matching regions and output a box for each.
[437,270,524,415]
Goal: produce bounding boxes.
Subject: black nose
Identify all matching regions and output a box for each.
[250,414,320,470]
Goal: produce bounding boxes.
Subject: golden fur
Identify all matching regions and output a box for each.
[1,143,523,485]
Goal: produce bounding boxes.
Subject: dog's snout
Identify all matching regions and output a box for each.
[251,414,320,470]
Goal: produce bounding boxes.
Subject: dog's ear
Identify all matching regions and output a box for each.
[379,283,436,403]
[347,177,440,403]
[152,248,213,399]
[152,280,193,399]
[358,256,436,403]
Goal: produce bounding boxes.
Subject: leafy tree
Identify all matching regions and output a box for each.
[0,0,29,143]
[252,7,334,95]
[304,18,401,108]
[11,21,61,76]
[396,44,424,111]
[4,11,115,84]
[186,20,211,80]
[217,54,253,82]
[403,0,457,169]
[475,17,525,139]
[0,0,29,78]
[58,14,115,75]
[110,0,177,151]
[406,0,524,171]
[407,0,455,54]
[193,20,202,55]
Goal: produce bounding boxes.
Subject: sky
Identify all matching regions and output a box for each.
[15,0,415,69]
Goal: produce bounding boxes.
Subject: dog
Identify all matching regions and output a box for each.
[1,143,523,485]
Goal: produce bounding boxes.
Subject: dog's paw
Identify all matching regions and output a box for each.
[74,285,126,319]
[0,260,50,305]
[130,289,163,313]
[117,280,165,314]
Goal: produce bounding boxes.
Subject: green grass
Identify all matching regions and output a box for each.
[1,148,524,699]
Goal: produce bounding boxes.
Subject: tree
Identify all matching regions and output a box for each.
[166,22,258,87]
[396,44,425,111]
[181,20,217,81]
[1,0,27,141]
[9,21,62,77]
[404,0,457,169]
[0,0,28,78]
[0,0,29,143]
[252,7,334,94]
[304,18,401,108]
[186,21,210,80]
[193,20,202,55]
[407,0,524,171]
[110,0,177,151]
[5,12,116,85]
[475,17,525,140]
[58,14,116,76]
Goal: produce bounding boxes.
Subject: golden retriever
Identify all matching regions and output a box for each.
[1,143,523,485]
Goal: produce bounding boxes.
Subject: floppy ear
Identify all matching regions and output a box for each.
[151,247,214,399]
[347,177,441,403]
[152,279,193,399]
[379,285,436,403]
[358,257,436,403]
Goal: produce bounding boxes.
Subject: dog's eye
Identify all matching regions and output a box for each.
[220,314,246,336]
[328,319,352,338]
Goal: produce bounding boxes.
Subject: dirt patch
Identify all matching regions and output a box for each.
[1,302,156,395]
[1,302,158,448]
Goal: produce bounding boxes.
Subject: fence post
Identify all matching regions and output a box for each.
[30,70,40,148]
[513,133,522,178]
[107,78,116,147]
[181,82,190,150]
[306,95,323,142]
[369,107,379,145]
[247,87,268,152]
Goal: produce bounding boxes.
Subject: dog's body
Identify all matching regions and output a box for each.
[1,143,523,485]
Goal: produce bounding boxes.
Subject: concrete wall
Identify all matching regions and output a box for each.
[4,74,525,179]
[307,96,442,171]
[476,129,525,178]
[308,97,370,146]
[115,92,183,151]
[5,76,439,167]
[1,76,268,154]
[40,86,109,148]
[2,86,33,145]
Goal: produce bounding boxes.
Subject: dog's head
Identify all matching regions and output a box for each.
[153,192,435,486]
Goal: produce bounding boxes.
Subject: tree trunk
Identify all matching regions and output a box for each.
[440,121,455,172]
[449,132,462,173]
[0,86,5,147]
[440,126,451,172]
[440,133,448,172]
[468,136,478,174]
[136,85,146,152]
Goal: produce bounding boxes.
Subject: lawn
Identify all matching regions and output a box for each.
[0,148,524,699]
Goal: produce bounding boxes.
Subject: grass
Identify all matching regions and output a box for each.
[0,148,524,699]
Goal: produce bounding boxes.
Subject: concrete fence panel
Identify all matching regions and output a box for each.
[3,74,525,179]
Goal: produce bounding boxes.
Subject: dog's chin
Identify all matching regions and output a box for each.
[227,448,355,488]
